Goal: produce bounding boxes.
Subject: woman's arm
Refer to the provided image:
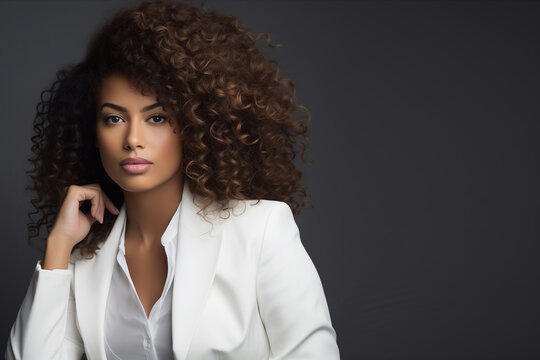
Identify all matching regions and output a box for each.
[256,202,340,359]
[5,260,85,360]
[6,184,118,359]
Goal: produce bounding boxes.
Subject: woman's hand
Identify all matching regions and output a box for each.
[42,184,119,270]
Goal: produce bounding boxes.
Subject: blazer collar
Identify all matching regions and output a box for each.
[73,181,224,360]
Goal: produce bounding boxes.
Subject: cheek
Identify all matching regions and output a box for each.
[158,135,183,169]
[158,133,183,156]
[96,132,118,159]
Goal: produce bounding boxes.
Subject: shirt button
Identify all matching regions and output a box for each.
[144,337,150,349]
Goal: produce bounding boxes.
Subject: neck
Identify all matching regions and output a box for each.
[123,171,184,249]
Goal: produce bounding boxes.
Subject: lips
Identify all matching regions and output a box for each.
[121,163,152,174]
[120,157,154,174]
[120,157,153,165]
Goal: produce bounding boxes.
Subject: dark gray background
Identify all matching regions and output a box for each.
[1,1,539,359]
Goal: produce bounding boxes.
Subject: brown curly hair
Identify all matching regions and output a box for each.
[26,0,312,258]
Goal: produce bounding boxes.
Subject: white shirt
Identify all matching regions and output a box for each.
[104,201,181,360]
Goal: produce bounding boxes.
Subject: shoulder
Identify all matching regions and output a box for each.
[215,199,299,254]
[221,198,294,229]
[203,198,296,239]
[213,199,300,266]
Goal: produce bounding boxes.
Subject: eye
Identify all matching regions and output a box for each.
[103,115,124,124]
[148,115,167,124]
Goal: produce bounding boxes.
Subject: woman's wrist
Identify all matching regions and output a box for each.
[42,235,73,270]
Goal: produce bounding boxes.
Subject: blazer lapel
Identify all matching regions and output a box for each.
[172,183,224,359]
[73,201,125,360]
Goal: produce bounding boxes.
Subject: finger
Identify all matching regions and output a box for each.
[84,208,98,227]
[66,185,91,218]
[85,184,105,222]
[83,184,101,220]
[102,192,120,215]
[93,193,102,223]
[75,187,101,222]
[98,192,104,224]
[94,190,103,224]
[87,184,104,223]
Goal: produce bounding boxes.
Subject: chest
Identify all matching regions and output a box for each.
[124,242,168,317]
[105,244,174,360]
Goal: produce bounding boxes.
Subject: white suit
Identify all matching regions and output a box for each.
[6,182,340,359]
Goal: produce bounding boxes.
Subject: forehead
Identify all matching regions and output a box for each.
[97,74,158,104]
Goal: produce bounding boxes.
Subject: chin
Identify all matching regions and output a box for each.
[116,180,159,193]
[106,171,153,193]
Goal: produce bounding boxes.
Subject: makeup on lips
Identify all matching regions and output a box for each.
[120,157,154,174]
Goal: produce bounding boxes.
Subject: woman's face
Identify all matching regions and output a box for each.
[95,73,183,193]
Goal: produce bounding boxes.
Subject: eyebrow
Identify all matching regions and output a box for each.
[100,102,164,113]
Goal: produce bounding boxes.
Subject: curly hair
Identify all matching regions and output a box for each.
[26,0,312,258]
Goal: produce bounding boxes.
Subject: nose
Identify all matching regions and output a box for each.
[123,118,145,150]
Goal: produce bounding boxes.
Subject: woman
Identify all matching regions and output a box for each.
[6,1,339,359]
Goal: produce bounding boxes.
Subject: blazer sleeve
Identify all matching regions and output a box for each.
[5,259,85,360]
[256,202,340,359]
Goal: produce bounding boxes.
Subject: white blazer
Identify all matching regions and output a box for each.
[6,182,340,359]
